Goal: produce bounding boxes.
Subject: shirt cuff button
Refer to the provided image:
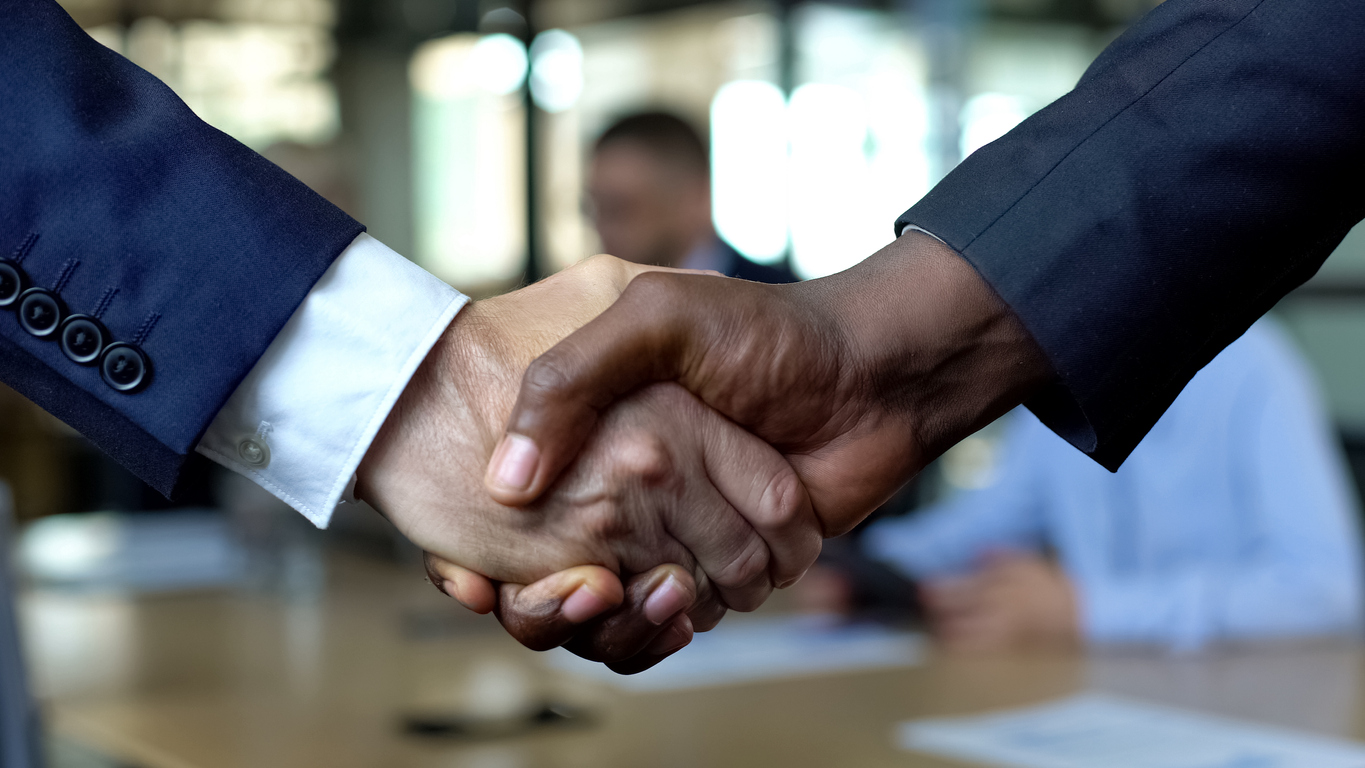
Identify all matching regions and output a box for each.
[237,437,271,468]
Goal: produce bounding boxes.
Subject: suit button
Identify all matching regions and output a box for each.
[0,260,26,308]
[59,315,107,365]
[100,342,150,393]
[18,288,64,338]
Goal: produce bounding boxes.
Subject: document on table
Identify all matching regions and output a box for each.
[898,693,1365,768]
[548,616,924,692]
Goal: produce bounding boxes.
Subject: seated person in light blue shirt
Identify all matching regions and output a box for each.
[854,318,1364,654]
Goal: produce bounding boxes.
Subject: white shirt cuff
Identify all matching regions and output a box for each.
[900,225,948,245]
[196,233,468,527]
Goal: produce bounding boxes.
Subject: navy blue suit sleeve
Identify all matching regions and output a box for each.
[897,0,1365,470]
[0,1,365,495]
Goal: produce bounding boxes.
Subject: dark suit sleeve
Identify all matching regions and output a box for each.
[896,0,1365,470]
[0,1,365,495]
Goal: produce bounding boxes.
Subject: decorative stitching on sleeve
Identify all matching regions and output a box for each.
[91,287,119,319]
[133,312,161,345]
[52,259,80,293]
[9,233,37,264]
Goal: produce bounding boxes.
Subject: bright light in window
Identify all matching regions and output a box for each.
[960,92,1030,158]
[19,514,120,581]
[530,30,583,113]
[411,34,528,287]
[710,80,788,262]
[470,33,528,95]
[788,83,877,279]
[411,33,527,99]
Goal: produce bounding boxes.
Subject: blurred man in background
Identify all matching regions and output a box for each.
[802,319,1365,654]
[587,111,797,284]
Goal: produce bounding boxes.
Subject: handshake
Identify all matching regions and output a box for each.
[354,231,1052,673]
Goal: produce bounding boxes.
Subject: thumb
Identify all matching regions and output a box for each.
[484,271,703,506]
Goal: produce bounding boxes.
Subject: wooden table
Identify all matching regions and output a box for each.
[19,552,1365,768]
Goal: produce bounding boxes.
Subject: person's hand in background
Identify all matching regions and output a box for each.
[791,563,856,617]
[485,231,1053,539]
[920,551,1080,654]
[356,255,822,673]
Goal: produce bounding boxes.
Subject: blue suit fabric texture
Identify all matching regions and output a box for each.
[0,0,363,496]
[899,0,1365,470]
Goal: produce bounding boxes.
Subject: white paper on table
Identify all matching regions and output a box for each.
[898,692,1365,768]
[548,616,924,692]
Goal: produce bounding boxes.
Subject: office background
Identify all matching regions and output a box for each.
[3,2,1365,765]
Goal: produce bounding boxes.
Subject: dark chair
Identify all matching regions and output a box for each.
[0,482,42,768]
[1343,430,1365,513]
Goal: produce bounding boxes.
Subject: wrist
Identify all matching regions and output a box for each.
[354,304,505,514]
[822,231,1054,460]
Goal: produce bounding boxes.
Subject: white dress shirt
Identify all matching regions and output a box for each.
[195,233,467,527]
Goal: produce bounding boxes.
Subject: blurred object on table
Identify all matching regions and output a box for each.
[17,510,246,594]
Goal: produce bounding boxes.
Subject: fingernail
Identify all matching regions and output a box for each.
[562,585,610,623]
[487,434,539,494]
[440,580,457,598]
[644,575,690,625]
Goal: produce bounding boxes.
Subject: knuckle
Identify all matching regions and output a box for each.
[759,469,824,583]
[621,270,683,313]
[757,467,808,532]
[520,354,576,402]
[710,534,770,594]
[613,432,676,486]
[580,502,633,543]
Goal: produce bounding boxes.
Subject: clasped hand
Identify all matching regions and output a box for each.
[361,232,1051,673]
[354,255,822,672]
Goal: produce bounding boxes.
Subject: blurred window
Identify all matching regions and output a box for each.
[538,4,934,280]
[711,80,789,261]
[530,30,585,114]
[787,5,931,279]
[410,34,529,288]
[538,6,784,274]
[77,0,340,149]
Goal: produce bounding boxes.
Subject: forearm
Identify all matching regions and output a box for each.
[899,0,1365,468]
[800,232,1053,533]
[1,0,363,494]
